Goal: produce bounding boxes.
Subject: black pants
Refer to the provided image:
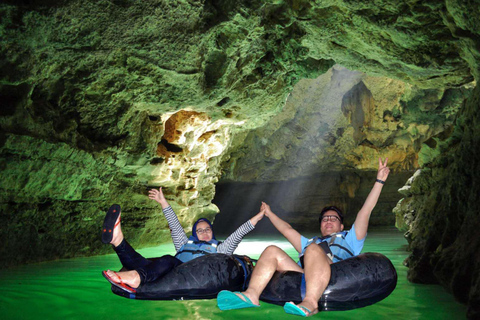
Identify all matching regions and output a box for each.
[114,239,182,284]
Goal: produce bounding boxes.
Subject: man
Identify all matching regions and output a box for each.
[217,158,390,317]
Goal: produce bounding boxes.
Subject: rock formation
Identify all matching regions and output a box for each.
[393,84,480,319]
[217,65,469,231]
[1,0,479,317]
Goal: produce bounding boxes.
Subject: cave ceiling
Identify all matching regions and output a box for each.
[0,0,479,266]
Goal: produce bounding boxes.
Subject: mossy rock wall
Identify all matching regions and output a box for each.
[394,84,480,319]
[1,1,480,317]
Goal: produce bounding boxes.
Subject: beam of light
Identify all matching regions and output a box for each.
[214,66,365,234]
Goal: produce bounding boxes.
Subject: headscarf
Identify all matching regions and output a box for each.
[191,218,216,241]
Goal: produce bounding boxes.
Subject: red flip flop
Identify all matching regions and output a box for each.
[102,270,137,294]
[101,204,121,244]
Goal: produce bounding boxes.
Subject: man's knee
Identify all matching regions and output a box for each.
[304,244,333,266]
[261,245,286,258]
[304,243,328,258]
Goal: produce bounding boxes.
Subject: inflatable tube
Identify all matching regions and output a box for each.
[111,254,253,300]
[109,252,396,311]
[260,252,397,311]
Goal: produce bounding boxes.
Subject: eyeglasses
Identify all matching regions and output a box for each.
[321,215,341,222]
[196,227,212,235]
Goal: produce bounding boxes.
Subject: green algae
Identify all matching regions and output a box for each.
[395,84,480,318]
[0,229,468,320]
[0,2,479,317]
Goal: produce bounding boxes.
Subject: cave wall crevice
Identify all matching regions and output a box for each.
[394,83,480,318]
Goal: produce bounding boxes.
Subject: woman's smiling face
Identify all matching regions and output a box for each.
[195,221,213,241]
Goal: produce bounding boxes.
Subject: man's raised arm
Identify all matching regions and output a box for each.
[262,202,303,253]
[354,157,390,240]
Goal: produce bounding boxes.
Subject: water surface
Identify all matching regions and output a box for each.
[0,227,466,319]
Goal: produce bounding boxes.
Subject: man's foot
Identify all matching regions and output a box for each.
[235,291,260,305]
[102,270,140,292]
[284,301,319,317]
[101,204,124,246]
[217,290,260,310]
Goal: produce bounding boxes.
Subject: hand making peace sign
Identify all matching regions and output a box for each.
[377,157,390,181]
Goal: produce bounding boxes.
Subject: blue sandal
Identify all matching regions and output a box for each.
[284,302,315,317]
[217,290,260,310]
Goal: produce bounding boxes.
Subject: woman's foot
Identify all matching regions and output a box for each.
[102,270,140,293]
[101,204,124,247]
[109,214,123,247]
[104,270,141,289]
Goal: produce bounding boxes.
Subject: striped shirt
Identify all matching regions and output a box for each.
[162,205,254,254]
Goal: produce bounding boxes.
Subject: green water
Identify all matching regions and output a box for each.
[0,227,466,319]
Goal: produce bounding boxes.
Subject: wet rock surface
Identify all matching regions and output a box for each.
[394,84,480,319]
[1,0,480,317]
[221,66,469,182]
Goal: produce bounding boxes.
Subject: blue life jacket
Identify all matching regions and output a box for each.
[300,231,355,263]
[175,236,220,263]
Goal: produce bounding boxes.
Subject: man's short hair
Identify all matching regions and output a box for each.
[319,206,344,224]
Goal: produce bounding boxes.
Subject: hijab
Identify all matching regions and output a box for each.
[191,218,216,241]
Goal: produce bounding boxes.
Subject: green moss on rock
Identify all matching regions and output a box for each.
[395,84,480,318]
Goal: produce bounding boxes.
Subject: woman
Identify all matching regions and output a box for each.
[101,187,265,293]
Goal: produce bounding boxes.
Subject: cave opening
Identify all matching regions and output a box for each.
[213,66,430,237]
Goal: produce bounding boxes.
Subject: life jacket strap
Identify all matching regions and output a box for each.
[176,249,214,255]
[187,240,218,247]
[329,243,354,258]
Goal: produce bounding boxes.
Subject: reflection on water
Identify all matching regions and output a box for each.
[0,227,466,319]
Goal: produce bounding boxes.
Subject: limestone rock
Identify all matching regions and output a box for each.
[1,1,480,317]
[221,66,469,182]
[394,85,480,319]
